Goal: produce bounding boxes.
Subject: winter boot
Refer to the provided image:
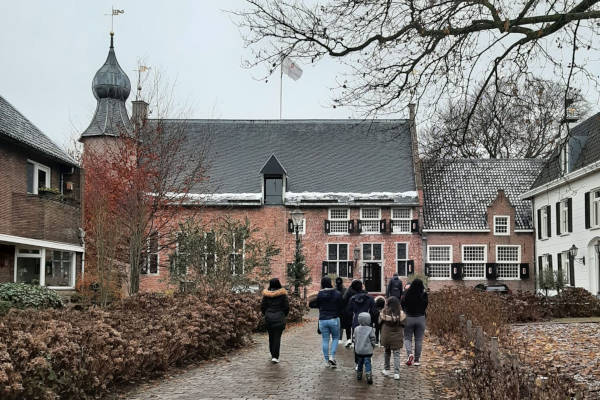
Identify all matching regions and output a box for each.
[366,372,373,384]
[356,370,362,381]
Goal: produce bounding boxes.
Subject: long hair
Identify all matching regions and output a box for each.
[321,276,333,289]
[404,278,425,302]
[385,296,401,316]
[268,278,282,290]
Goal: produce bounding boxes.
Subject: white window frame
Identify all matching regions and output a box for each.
[560,199,569,235]
[592,188,600,229]
[362,242,383,263]
[461,244,487,280]
[360,208,381,234]
[328,208,350,235]
[427,245,452,280]
[496,245,521,280]
[26,160,51,195]
[493,216,510,236]
[391,208,412,234]
[14,247,76,289]
[395,242,409,277]
[540,207,549,239]
[560,250,572,286]
[326,243,352,278]
[230,233,246,275]
[142,233,160,276]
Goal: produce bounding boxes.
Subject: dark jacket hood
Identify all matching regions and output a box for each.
[354,292,371,304]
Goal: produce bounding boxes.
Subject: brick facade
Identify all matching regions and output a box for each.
[424,190,535,292]
[142,205,423,294]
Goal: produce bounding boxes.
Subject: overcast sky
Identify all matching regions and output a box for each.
[0,1,368,150]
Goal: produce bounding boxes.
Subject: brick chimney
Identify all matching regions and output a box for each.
[131,100,149,128]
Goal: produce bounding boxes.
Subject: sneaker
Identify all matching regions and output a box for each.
[382,369,391,377]
[355,363,358,371]
[414,361,420,366]
[328,359,337,368]
[406,354,414,366]
[271,358,279,363]
[357,371,362,381]
[366,372,373,384]
[324,360,331,368]
[394,373,400,380]
[345,339,352,347]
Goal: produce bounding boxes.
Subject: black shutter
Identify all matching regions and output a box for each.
[519,263,529,280]
[585,192,591,229]
[538,256,543,276]
[388,219,394,233]
[567,198,573,232]
[324,220,330,234]
[486,263,497,280]
[380,219,387,233]
[357,220,363,233]
[451,263,463,280]
[424,263,431,277]
[407,259,415,275]
[348,220,355,233]
[557,253,562,277]
[556,202,561,235]
[548,254,553,271]
[546,205,552,238]
[288,219,294,233]
[411,219,419,233]
[322,261,328,276]
[348,261,354,278]
[569,256,575,286]
[537,209,542,239]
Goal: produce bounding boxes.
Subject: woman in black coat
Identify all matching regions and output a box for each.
[261,278,289,363]
[341,279,362,347]
[335,277,351,342]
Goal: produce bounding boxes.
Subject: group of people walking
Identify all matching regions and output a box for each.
[260,273,429,385]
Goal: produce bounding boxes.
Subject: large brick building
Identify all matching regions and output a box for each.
[79,34,424,294]
[0,95,84,290]
[421,159,544,291]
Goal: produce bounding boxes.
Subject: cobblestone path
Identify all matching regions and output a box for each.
[125,312,435,399]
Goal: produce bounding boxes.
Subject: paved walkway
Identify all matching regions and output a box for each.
[124,312,435,399]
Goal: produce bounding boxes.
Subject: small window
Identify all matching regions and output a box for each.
[462,245,486,279]
[26,161,51,194]
[427,245,451,279]
[328,208,349,234]
[391,208,411,233]
[396,243,408,276]
[592,189,600,228]
[326,243,351,278]
[494,216,509,236]
[264,177,283,205]
[362,243,382,261]
[360,208,381,234]
[540,207,549,238]
[560,199,569,234]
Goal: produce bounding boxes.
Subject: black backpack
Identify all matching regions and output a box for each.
[389,279,403,298]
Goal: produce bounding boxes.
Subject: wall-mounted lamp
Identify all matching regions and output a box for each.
[569,244,585,265]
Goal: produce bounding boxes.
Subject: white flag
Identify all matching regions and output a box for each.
[282,58,303,81]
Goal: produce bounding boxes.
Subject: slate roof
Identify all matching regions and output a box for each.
[0,95,77,166]
[531,112,600,188]
[162,119,417,203]
[422,159,544,230]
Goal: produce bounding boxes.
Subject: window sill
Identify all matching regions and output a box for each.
[463,277,486,281]
[360,232,381,235]
[392,232,411,235]
[328,232,350,236]
[559,233,570,237]
[589,226,600,231]
[539,237,550,241]
[495,277,521,281]
[493,233,510,236]
[429,277,452,281]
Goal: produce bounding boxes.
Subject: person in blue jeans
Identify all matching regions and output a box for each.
[353,312,376,384]
[309,276,343,368]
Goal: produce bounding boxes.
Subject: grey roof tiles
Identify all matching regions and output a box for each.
[163,119,417,201]
[423,159,544,230]
[0,95,76,166]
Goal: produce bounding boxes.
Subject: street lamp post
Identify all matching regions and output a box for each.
[290,209,304,296]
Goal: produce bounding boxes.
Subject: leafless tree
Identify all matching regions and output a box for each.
[421,77,589,159]
[233,0,599,132]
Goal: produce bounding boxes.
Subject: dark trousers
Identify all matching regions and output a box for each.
[339,326,351,341]
[375,323,381,343]
[268,327,284,359]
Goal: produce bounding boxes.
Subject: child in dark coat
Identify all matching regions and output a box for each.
[373,296,386,346]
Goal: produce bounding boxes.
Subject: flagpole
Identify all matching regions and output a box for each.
[279,60,283,119]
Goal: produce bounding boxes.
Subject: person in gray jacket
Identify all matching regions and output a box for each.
[353,312,376,384]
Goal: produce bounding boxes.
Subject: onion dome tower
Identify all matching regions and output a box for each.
[80,32,133,139]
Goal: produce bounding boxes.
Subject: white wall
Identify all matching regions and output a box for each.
[534,170,600,295]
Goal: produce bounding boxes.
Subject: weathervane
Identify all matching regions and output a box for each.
[133,65,151,100]
[105,6,125,34]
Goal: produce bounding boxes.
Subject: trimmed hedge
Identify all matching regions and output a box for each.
[0,283,64,310]
[0,291,306,399]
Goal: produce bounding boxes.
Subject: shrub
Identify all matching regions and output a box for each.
[0,283,64,310]
[551,287,600,318]
[0,290,307,399]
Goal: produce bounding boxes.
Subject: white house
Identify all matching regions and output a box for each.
[522,112,600,296]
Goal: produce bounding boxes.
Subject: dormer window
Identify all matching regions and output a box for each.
[26,160,51,194]
[260,154,287,206]
[264,177,283,205]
